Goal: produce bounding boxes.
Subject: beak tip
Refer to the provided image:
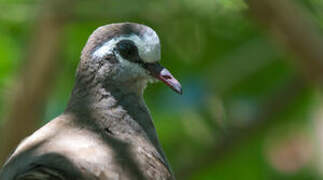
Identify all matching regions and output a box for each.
[177,89,183,95]
[173,85,183,95]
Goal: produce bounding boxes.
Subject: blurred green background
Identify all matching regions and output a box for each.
[1,0,323,179]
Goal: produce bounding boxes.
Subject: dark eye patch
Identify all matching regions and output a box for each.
[116,40,140,62]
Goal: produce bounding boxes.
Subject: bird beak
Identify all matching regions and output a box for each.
[144,63,182,94]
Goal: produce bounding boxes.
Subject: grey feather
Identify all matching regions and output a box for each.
[0,23,175,180]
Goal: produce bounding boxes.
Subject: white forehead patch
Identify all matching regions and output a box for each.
[93,28,161,63]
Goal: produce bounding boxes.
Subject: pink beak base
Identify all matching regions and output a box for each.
[156,68,182,94]
[145,63,182,94]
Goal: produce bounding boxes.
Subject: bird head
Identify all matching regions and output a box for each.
[79,23,182,95]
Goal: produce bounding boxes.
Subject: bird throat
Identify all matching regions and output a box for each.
[64,75,168,166]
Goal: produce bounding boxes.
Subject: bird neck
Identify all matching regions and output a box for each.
[65,72,149,117]
[64,74,165,160]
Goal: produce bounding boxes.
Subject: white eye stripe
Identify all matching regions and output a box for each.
[93,36,134,58]
[93,33,160,63]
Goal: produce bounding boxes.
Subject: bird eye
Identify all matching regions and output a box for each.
[116,40,138,60]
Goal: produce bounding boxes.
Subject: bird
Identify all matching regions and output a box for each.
[0,22,182,180]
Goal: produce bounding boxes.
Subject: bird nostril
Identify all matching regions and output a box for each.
[162,75,172,79]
